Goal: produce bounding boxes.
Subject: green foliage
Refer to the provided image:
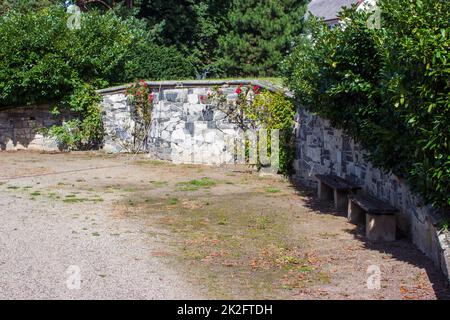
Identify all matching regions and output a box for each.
[125,44,195,81]
[137,0,230,74]
[211,85,295,175]
[45,84,104,150]
[252,91,296,175]
[0,6,193,107]
[284,0,450,210]
[0,0,58,14]
[0,5,193,149]
[215,0,307,77]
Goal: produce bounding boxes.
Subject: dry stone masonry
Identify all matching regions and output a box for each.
[0,105,67,151]
[100,81,254,165]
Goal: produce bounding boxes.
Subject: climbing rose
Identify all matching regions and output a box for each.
[235,87,242,94]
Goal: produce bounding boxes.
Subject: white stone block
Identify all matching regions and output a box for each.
[188,94,199,104]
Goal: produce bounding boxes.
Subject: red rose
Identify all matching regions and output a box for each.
[253,85,260,94]
[236,88,242,94]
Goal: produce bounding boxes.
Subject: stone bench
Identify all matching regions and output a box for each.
[315,174,361,210]
[348,194,398,242]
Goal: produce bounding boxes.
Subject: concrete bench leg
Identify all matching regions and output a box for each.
[366,214,396,242]
[347,200,363,224]
[318,182,333,201]
[334,189,348,211]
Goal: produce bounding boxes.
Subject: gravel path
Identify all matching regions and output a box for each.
[0,153,204,299]
[0,152,448,300]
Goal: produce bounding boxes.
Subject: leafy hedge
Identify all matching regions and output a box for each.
[284,0,449,210]
[0,6,194,107]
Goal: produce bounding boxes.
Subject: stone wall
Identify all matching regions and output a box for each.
[99,81,272,164]
[292,108,449,282]
[0,105,66,151]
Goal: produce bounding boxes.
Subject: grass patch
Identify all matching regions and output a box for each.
[7,185,20,190]
[63,196,103,203]
[135,159,170,166]
[167,198,179,205]
[30,191,41,197]
[177,177,217,191]
[127,190,328,299]
[150,180,168,188]
[265,187,281,193]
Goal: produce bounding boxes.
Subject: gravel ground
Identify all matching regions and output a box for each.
[0,151,448,300]
[0,152,204,299]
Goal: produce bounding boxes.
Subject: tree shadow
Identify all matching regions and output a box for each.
[288,177,450,300]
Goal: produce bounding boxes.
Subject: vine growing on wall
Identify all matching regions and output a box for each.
[209,84,295,174]
[126,80,155,152]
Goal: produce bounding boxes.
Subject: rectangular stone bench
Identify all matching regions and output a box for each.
[315,174,361,210]
[348,194,398,242]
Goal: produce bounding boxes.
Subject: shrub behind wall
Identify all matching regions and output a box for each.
[0,6,194,107]
[0,6,194,149]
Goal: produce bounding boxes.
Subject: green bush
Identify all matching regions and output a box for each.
[0,6,194,149]
[0,6,194,106]
[215,0,307,77]
[125,43,195,81]
[284,0,450,210]
[251,91,296,175]
[44,84,104,150]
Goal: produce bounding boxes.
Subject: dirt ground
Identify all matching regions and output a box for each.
[0,151,448,299]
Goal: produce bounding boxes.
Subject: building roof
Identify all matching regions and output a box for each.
[307,0,362,23]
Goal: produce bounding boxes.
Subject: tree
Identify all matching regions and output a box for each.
[0,0,59,14]
[215,0,307,77]
[137,0,231,75]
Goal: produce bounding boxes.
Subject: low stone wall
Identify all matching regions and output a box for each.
[292,108,450,282]
[0,105,66,151]
[99,80,280,164]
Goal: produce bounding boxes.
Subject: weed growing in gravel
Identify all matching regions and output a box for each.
[63,195,103,203]
[265,187,281,193]
[177,178,217,191]
[167,198,179,205]
[150,181,168,188]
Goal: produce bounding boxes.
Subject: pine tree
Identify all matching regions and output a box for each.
[216,0,307,77]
